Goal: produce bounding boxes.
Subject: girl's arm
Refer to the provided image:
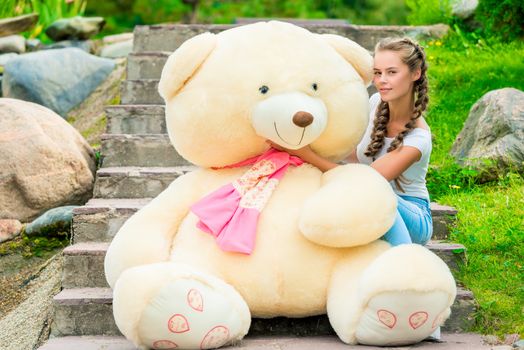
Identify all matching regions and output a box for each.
[370,146,421,181]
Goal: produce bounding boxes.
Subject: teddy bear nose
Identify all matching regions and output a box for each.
[292,111,314,128]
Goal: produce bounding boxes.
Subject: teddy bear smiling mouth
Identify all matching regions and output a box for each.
[273,121,307,146]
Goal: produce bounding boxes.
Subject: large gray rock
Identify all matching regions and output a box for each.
[0,52,18,66]
[0,98,96,222]
[100,40,132,58]
[451,88,524,179]
[2,48,115,117]
[45,16,105,41]
[0,35,25,53]
[0,13,38,37]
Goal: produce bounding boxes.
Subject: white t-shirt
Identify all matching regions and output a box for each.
[356,93,432,200]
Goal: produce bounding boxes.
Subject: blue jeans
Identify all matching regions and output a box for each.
[382,195,433,246]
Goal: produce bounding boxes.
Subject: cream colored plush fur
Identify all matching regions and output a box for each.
[104,21,456,349]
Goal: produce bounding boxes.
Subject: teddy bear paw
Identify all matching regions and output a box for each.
[134,275,250,349]
[354,289,451,346]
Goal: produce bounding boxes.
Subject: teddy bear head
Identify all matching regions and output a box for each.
[159,21,373,168]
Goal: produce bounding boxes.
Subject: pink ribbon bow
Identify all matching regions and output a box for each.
[190,148,303,254]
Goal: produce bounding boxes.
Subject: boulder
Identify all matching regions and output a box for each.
[0,219,22,243]
[25,206,78,236]
[0,52,18,66]
[0,14,38,37]
[45,16,105,41]
[2,48,115,117]
[0,98,96,222]
[0,35,25,54]
[451,88,524,180]
[100,39,132,58]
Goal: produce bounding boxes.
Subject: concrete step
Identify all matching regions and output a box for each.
[100,134,190,167]
[93,166,195,199]
[38,333,490,350]
[62,240,465,289]
[72,198,456,244]
[121,79,161,105]
[50,287,475,337]
[127,51,169,80]
[133,23,449,53]
[105,104,165,134]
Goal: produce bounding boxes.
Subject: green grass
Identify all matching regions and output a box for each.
[423,34,524,337]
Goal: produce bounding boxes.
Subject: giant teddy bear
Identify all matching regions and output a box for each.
[104,21,457,349]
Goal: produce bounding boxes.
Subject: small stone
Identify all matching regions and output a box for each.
[25,38,42,52]
[100,39,132,58]
[451,0,479,19]
[514,339,524,349]
[102,32,133,45]
[25,206,78,236]
[0,219,22,242]
[0,35,25,54]
[45,16,105,41]
[0,13,38,37]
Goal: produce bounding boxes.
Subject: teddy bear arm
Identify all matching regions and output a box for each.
[104,171,204,288]
[299,164,397,247]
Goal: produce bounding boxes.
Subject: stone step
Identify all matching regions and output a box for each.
[121,79,161,105]
[50,287,475,337]
[93,166,195,199]
[72,198,150,243]
[100,134,190,167]
[62,240,465,289]
[72,198,456,244]
[133,23,449,53]
[105,104,165,134]
[38,333,490,350]
[127,52,169,80]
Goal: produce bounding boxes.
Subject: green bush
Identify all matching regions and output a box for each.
[475,0,524,41]
[405,0,452,25]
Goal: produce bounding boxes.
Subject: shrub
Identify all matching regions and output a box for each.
[475,0,524,41]
[405,0,452,25]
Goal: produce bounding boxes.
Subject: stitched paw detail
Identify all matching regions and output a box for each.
[200,325,230,349]
[168,314,190,333]
[377,309,397,329]
[188,288,204,312]
[153,340,178,349]
[409,311,428,329]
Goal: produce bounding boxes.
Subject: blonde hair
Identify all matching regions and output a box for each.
[364,37,429,191]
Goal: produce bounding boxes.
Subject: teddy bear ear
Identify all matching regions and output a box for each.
[158,32,217,100]
[318,34,374,86]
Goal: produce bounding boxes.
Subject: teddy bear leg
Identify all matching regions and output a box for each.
[112,262,251,350]
[327,243,456,346]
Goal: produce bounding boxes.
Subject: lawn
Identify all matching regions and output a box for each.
[423,35,524,337]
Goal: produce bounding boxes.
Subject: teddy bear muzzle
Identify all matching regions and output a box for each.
[251,91,327,149]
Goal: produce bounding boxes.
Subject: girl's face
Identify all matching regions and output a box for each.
[373,50,420,103]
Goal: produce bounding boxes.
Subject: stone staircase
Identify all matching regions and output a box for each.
[40,23,481,349]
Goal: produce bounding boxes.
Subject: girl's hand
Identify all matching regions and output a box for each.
[266,140,315,159]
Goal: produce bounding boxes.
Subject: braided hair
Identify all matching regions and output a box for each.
[364,37,429,191]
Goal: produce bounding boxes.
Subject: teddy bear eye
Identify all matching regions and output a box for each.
[259,85,269,94]
[312,83,318,91]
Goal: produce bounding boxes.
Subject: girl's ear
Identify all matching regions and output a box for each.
[412,68,422,82]
[158,32,217,101]
[318,34,373,86]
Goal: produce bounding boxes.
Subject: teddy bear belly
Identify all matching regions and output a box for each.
[170,212,344,317]
[169,172,351,318]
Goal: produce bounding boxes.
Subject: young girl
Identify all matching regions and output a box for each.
[270,37,433,246]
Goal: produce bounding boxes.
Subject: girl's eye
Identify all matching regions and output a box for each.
[259,85,269,94]
[312,83,318,91]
